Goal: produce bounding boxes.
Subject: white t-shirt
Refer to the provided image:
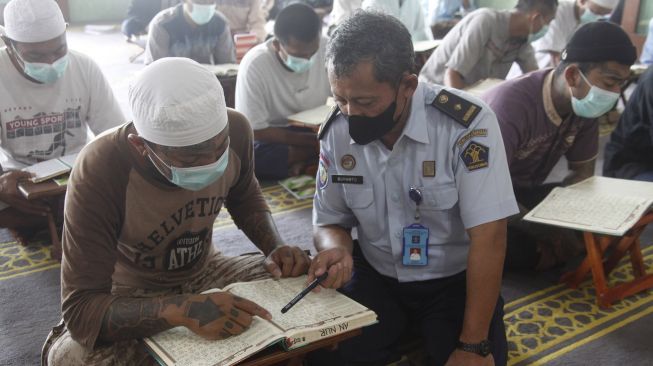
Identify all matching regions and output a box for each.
[532,0,578,69]
[235,37,331,131]
[362,0,433,41]
[331,0,363,25]
[0,49,125,170]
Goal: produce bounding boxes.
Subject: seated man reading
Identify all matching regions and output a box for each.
[43,58,310,365]
[482,21,636,270]
[532,0,619,68]
[145,0,236,64]
[235,3,330,179]
[0,0,124,244]
[216,0,267,43]
[419,0,557,89]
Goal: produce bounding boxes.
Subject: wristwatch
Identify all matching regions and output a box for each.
[456,339,492,357]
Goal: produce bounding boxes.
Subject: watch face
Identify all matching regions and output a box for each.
[479,340,491,356]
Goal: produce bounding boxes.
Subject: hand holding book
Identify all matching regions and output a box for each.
[0,170,50,216]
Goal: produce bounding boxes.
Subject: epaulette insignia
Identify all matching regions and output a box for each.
[432,89,482,128]
[318,106,341,140]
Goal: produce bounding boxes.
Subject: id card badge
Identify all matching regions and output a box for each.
[402,223,429,266]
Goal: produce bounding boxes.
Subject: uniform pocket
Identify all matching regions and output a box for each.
[344,186,374,209]
[343,186,383,241]
[421,184,459,210]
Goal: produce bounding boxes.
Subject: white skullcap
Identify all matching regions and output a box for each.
[591,0,619,9]
[129,57,228,147]
[4,0,66,43]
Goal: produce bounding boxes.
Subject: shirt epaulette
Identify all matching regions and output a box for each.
[431,89,482,128]
[318,106,341,140]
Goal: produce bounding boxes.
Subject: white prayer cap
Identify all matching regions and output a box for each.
[591,0,619,9]
[129,57,228,147]
[3,0,66,43]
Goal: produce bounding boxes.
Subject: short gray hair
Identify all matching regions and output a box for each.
[326,10,415,86]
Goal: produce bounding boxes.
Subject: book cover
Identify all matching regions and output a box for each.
[278,175,316,200]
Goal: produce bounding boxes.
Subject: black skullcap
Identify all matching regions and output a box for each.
[561,21,636,65]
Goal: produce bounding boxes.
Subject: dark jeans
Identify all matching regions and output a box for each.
[253,126,314,180]
[307,244,507,366]
[121,17,147,37]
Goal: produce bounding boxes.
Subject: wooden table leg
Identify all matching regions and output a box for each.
[561,233,611,288]
[602,228,641,276]
[47,212,61,261]
[630,238,646,278]
[584,232,611,307]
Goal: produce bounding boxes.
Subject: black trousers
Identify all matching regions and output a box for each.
[307,244,507,366]
[505,183,561,269]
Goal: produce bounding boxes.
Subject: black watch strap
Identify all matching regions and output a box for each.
[456,339,492,357]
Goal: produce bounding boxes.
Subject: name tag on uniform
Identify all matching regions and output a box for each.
[402,223,429,266]
[332,175,364,184]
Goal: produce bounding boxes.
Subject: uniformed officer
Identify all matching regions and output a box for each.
[306,11,519,366]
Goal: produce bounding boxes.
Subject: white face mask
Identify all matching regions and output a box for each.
[580,8,602,24]
[12,44,69,84]
[185,2,216,25]
[571,70,620,118]
[146,143,230,191]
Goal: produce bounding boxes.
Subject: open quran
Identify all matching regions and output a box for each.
[22,153,78,183]
[523,176,653,236]
[144,276,377,366]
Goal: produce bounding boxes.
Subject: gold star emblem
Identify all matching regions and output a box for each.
[454,104,462,111]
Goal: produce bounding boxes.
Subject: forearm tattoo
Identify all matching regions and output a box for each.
[99,295,185,342]
[239,211,284,255]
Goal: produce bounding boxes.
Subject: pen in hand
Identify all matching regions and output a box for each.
[280,272,328,314]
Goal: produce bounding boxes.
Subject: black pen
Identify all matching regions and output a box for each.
[281,272,328,313]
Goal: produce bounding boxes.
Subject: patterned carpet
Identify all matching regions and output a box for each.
[1,184,652,365]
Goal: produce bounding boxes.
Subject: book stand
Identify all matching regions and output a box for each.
[18,179,65,261]
[561,212,653,308]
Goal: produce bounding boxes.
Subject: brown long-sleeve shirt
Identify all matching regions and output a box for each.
[60,110,269,349]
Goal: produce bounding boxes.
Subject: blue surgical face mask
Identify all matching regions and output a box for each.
[571,71,620,118]
[284,53,315,73]
[580,8,602,24]
[187,2,216,25]
[147,144,230,191]
[13,46,69,84]
[528,24,549,43]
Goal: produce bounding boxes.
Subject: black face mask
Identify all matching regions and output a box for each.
[347,88,405,145]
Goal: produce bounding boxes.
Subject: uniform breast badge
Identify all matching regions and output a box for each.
[341,154,356,170]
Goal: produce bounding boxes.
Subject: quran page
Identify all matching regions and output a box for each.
[523,179,653,236]
[22,153,78,183]
[287,98,336,127]
[225,276,377,349]
[144,316,282,366]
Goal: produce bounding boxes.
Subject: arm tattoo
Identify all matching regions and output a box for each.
[239,211,284,255]
[99,295,185,342]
